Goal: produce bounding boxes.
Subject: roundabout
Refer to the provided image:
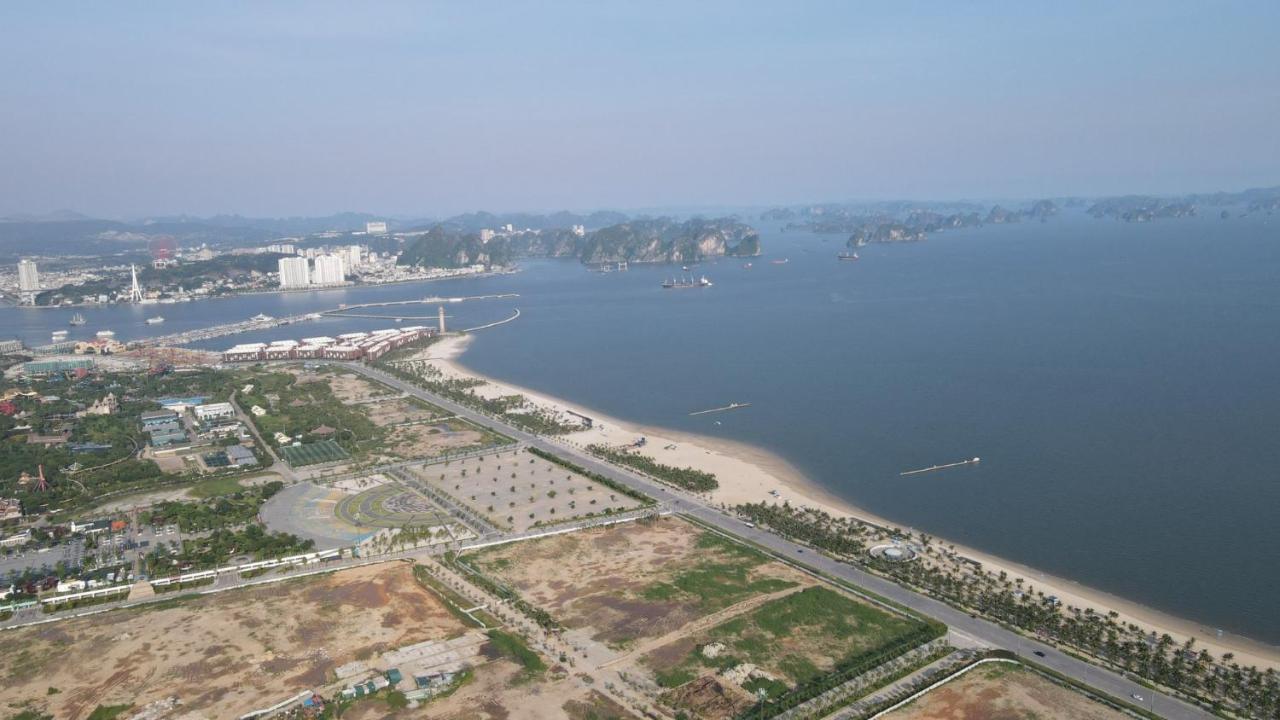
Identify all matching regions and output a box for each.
[334,484,450,529]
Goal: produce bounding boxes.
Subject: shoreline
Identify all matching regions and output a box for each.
[10,266,519,310]
[419,333,1280,672]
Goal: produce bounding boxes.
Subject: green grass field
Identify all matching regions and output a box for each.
[639,531,797,613]
[280,439,350,467]
[649,586,923,693]
[186,475,248,499]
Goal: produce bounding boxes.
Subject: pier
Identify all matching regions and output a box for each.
[133,312,322,347]
[317,294,521,322]
[461,308,520,333]
[688,402,751,416]
[899,457,981,476]
[323,293,519,314]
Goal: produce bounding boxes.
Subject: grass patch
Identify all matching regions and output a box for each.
[486,629,546,678]
[655,667,698,688]
[639,531,797,613]
[744,676,790,700]
[86,706,131,720]
[185,475,248,499]
[413,565,497,628]
[649,586,927,694]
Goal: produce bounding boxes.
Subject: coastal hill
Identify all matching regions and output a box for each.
[399,217,761,268]
[1087,196,1196,222]
[578,217,760,264]
[839,200,1060,249]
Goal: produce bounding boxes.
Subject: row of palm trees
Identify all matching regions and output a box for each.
[735,502,1280,719]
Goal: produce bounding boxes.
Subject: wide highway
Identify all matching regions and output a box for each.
[347,361,1210,720]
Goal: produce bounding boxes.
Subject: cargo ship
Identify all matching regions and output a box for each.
[838,252,860,261]
[662,275,713,289]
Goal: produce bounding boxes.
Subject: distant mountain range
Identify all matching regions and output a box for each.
[2,185,1276,261]
[755,186,1280,250]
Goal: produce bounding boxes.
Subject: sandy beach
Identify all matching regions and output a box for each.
[417,333,1280,672]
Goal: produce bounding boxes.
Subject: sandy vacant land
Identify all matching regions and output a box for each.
[379,418,491,461]
[885,662,1127,720]
[466,517,810,647]
[340,664,642,720]
[290,367,390,405]
[414,447,644,532]
[0,563,465,720]
[363,396,443,426]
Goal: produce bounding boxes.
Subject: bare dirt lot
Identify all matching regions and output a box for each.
[362,396,443,426]
[413,447,644,532]
[0,563,467,720]
[291,367,391,405]
[884,661,1128,720]
[466,517,810,647]
[380,419,491,461]
[338,663,642,720]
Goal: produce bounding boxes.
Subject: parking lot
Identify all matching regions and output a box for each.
[0,524,184,583]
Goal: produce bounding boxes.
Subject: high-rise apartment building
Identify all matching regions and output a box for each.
[17,259,39,292]
[312,254,346,286]
[278,256,311,288]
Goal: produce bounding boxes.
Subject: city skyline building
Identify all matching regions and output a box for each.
[17,259,39,292]
[311,254,346,286]
[278,256,311,289]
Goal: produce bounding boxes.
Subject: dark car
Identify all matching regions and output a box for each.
[1033,650,1046,657]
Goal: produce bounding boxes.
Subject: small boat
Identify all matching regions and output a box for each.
[250,313,273,322]
[146,316,165,325]
[68,313,86,326]
[743,262,753,269]
[838,252,860,261]
[770,258,789,265]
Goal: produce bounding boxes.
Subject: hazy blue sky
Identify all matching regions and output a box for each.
[1,2,1277,217]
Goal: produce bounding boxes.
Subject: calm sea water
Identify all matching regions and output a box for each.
[6,210,1279,644]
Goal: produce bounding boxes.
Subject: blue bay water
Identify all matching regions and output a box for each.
[4,210,1278,644]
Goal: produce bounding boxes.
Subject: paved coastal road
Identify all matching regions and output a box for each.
[347,362,1209,720]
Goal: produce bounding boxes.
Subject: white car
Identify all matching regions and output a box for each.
[1131,693,1144,702]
